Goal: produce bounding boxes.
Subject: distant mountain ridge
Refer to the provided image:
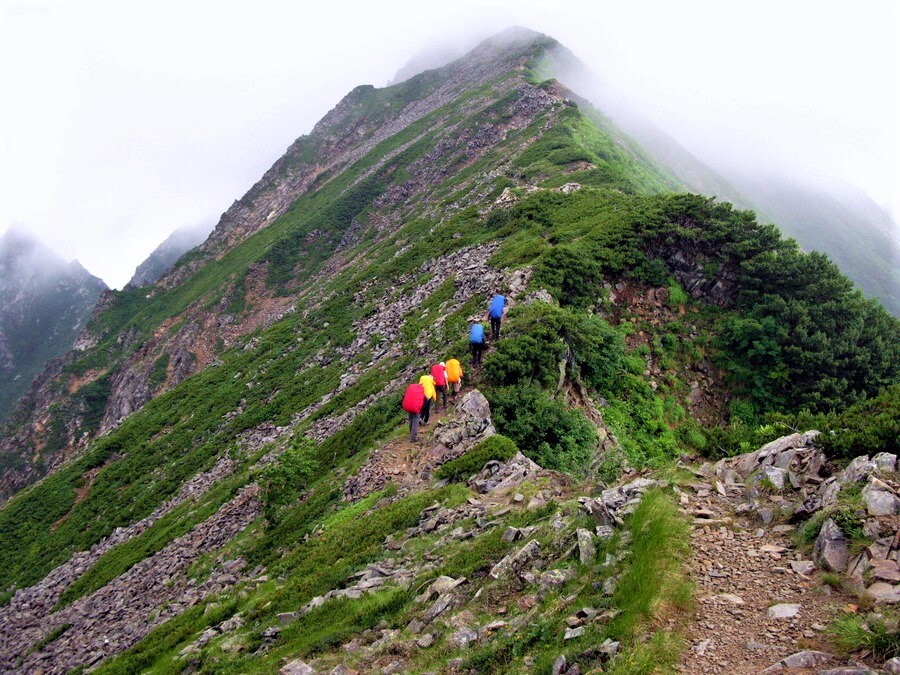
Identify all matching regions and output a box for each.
[126,222,213,288]
[0,228,107,421]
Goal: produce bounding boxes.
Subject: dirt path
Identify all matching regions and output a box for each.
[676,478,863,674]
[342,397,460,501]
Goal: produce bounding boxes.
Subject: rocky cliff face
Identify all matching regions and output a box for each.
[0,229,107,423]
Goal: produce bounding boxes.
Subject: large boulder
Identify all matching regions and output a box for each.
[432,389,495,451]
[715,432,827,501]
[862,478,899,516]
[469,452,542,494]
[813,518,850,573]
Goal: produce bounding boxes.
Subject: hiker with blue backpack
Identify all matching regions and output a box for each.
[488,293,506,340]
[469,321,486,366]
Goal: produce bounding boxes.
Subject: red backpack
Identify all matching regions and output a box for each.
[402,384,426,414]
[431,363,447,386]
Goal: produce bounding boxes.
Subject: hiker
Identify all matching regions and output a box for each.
[488,293,506,340]
[469,322,486,366]
[418,370,437,425]
[402,382,426,442]
[445,357,463,400]
[431,362,449,410]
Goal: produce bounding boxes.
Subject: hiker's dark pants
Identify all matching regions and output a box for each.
[420,398,433,424]
[435,384,448,409]
[470,341,484,365]
[408,412,419,441]
[490,316,502,340]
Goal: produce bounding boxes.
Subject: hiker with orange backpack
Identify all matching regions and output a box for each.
[402,383,426,442]
[445,357,463,400]
[418,369,437,425]
[431,362,449,410]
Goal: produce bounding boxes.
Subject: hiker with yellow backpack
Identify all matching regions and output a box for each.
[418,369,437,425]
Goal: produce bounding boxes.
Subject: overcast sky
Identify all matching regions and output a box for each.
[2,0,897,289]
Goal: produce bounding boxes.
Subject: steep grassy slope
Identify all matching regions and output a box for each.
[0,29,897,673]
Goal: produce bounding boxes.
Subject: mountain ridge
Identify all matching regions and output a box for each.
[0,29,897,673]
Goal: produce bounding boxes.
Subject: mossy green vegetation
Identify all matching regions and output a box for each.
[433,434,518,481]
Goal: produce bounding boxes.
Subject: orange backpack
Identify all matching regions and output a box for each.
[445,359,462,383]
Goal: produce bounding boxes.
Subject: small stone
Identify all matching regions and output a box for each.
[602,576,617,595]
[883,657,900,673]
[693,638,712,656]
[280,660,315,675]
[790,560,815,575]
[865,582,900,604]
[565,616,584,628]
[564,626,585,640]
[779,650,835,668]
[416,633,435,648]
[552,655,568,675]
[576,528,595,565]
[598,638,620,656]
[767,603,801,619]
[716,593,745,604]
[814,518,850,572]
[501,526,522,542]
[450,627,478,648]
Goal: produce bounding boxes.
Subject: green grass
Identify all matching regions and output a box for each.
[828,609,900,660]
[604,488,692,670]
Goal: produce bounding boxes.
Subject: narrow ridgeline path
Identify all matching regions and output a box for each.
[676,473,882,674]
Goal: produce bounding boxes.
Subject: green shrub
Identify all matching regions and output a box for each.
[488,384,596,474]
[434,434,518,481]
[484,302,624,394]
[261,436,319,525]
[630,257,669,286]
[534,244,603,309]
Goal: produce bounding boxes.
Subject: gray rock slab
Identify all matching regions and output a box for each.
[767,603,801,619]
[814,518,850,572]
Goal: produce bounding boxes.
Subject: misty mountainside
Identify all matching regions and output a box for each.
[454,39,900,317]
[127,222,214,289]
[719,169,900,316]
[0,28,898,674]
[0,228,107,423]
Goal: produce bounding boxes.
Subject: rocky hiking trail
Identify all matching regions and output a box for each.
[677,477,861,674]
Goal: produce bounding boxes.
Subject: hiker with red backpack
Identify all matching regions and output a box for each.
[402,383,426,442]
[431,362,449,410]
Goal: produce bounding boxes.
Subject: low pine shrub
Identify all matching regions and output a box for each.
[434,434,518,482]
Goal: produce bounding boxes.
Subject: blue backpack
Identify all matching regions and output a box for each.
[469,324,485,343]
[489,294,506,319]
